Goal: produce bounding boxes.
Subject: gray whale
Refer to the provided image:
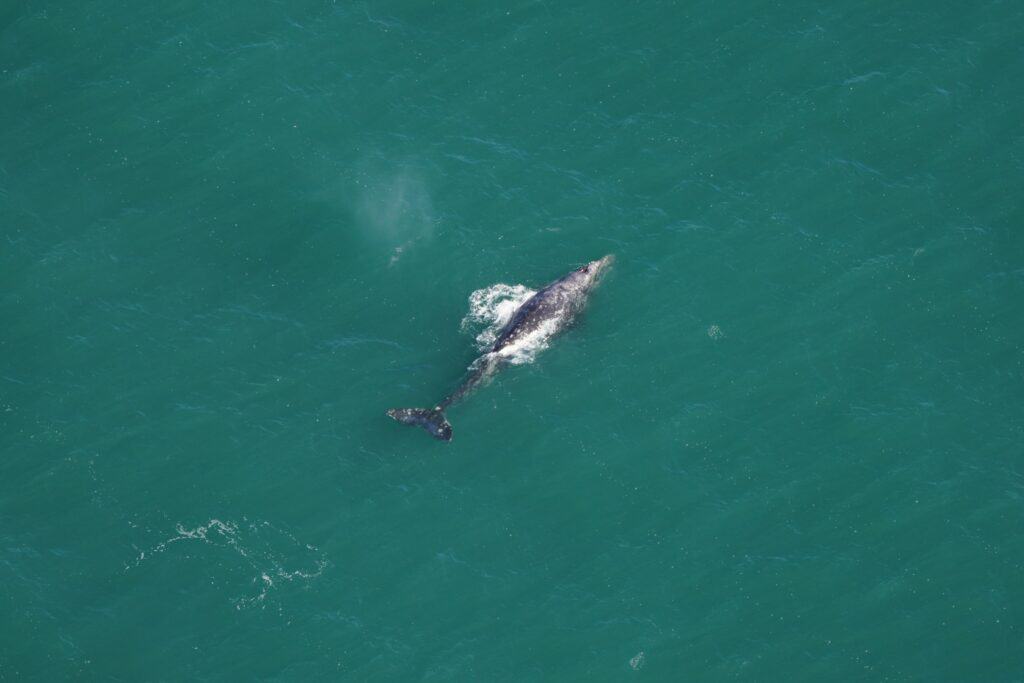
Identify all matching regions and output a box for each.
[387,255,614,441]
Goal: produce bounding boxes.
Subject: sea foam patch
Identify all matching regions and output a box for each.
[460,283,557,365]
[461,283,535,350]
[128,518,327,610]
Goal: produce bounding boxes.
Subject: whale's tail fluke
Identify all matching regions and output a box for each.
[387,407,452,442]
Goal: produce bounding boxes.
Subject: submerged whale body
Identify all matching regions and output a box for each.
[387,255,614,441]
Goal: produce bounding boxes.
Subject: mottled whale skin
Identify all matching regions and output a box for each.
[387,255,614,441]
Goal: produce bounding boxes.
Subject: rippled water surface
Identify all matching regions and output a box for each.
[2,1,1022,680]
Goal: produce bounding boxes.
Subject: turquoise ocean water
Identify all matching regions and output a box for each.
[2,1,1023,679]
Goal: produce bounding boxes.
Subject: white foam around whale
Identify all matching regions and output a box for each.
[461,283,555,365]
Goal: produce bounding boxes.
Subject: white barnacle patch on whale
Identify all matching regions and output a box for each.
[490,315,560,365]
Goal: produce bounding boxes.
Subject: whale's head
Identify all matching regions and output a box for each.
[565,254,615,294]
